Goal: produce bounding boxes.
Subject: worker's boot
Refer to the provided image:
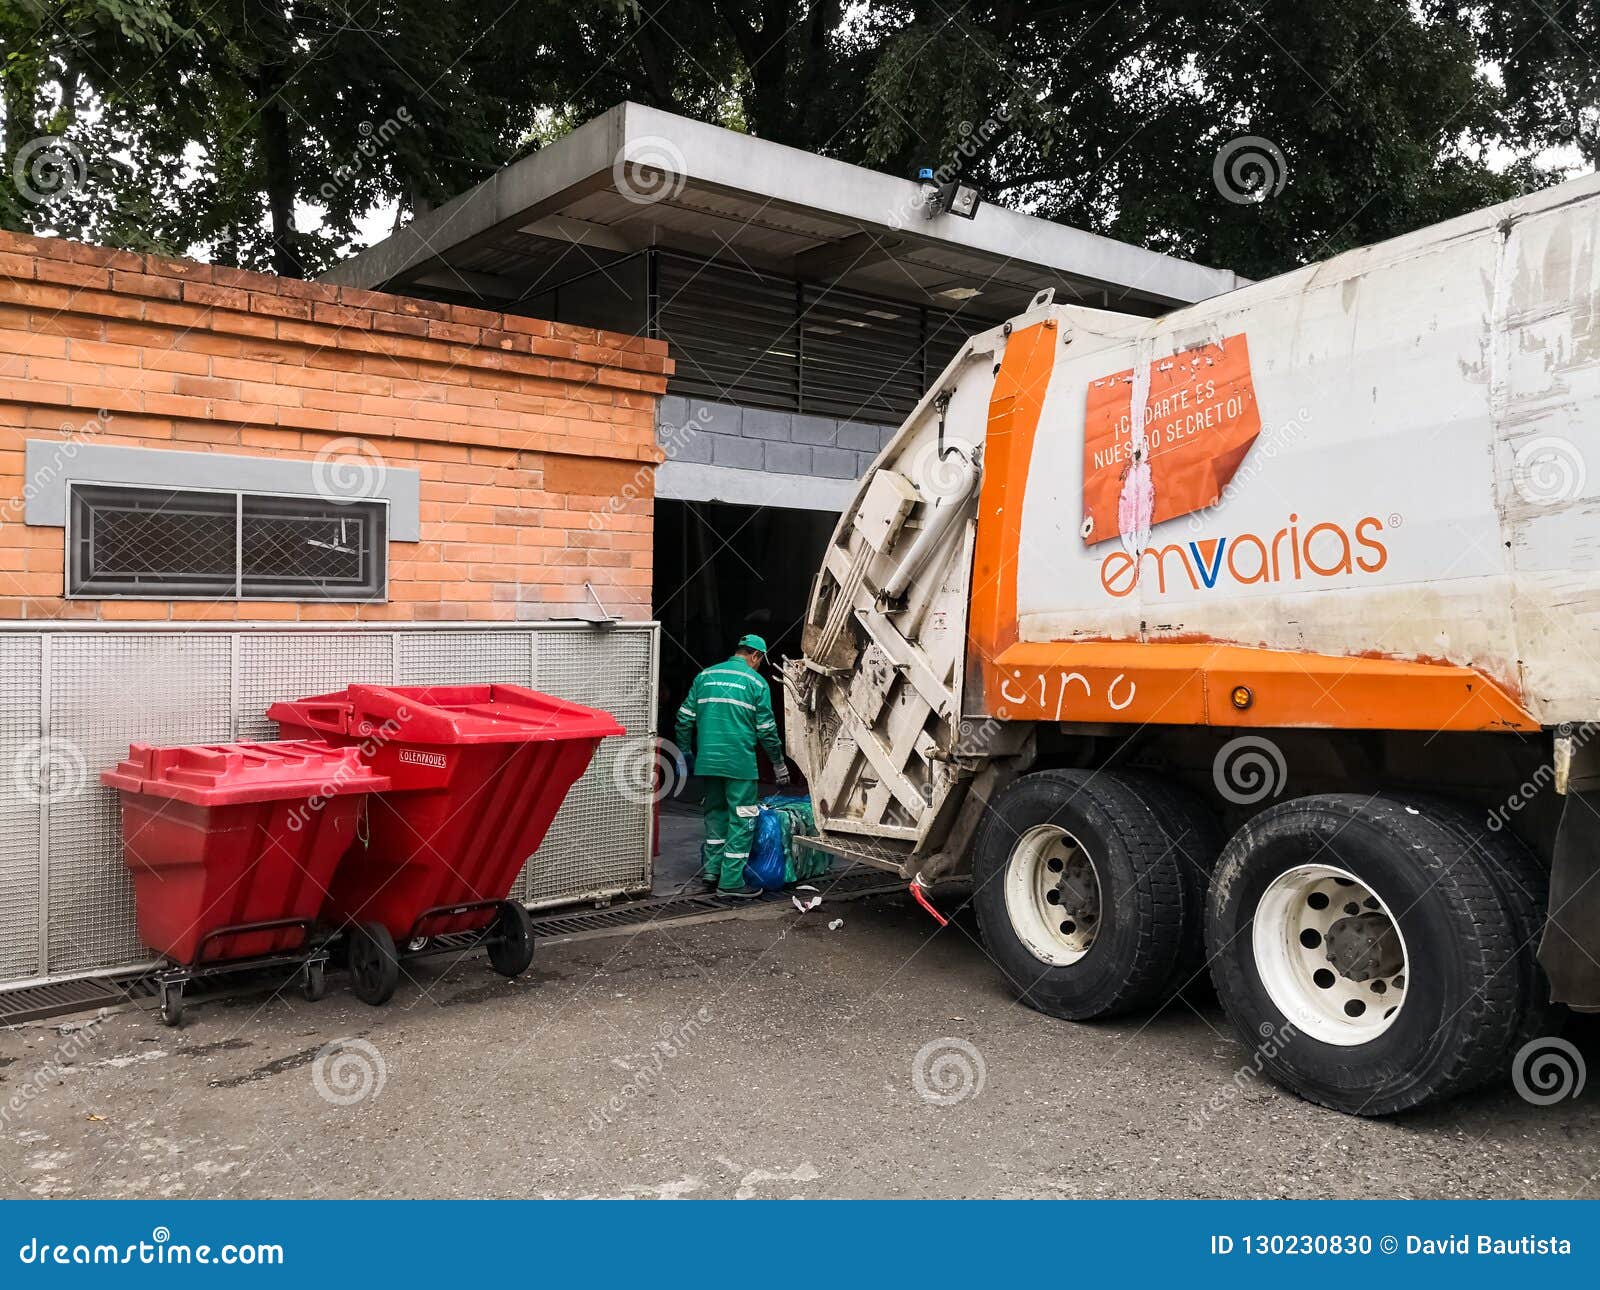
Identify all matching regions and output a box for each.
[719,884,764,900]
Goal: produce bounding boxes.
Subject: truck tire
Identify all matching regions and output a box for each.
[1205,794,1522,1115]
[1122,771,1223,999]
[972,769,1185,1020]
[1388,793,1561,1070]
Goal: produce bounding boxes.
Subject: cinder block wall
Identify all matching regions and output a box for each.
[0,230,669,621]
[657,394,894,480]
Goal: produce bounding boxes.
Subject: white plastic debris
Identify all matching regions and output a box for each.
[792,884,822,913]
[828,919,843,931]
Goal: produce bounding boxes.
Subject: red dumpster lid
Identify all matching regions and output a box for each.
[101,739,392,806]
[267,683,625,745]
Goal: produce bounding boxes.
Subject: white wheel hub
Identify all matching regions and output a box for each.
[1004,824,1101,967]
[1253,863,1408,1045]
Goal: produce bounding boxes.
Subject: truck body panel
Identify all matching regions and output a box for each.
[788,172,1600,870]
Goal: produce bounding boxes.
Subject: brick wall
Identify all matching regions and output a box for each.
[0,230,669,622]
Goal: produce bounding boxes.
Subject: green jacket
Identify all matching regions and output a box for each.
[675,655,784,779]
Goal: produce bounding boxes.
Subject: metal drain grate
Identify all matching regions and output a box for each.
[0,972,157,1026]
[526,868,903,939]
[0,871,905,1025]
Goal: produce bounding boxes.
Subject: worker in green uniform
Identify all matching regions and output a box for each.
[675,633,790,897]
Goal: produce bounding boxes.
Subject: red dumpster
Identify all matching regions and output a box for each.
[102,739,391,1023]
[266,683,623,1004]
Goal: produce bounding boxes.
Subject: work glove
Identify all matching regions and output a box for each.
[773,760,791,787]
[673,747,693,783]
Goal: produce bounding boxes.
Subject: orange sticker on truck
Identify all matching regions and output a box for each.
[1081,334,1261,545]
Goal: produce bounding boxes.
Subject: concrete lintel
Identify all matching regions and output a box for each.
[656,460,851,513]
[24,441,421,540]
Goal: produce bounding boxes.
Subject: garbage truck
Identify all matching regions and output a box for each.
[785,171,1600,1115]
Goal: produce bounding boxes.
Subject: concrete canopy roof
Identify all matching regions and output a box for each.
[323,102,1241,319]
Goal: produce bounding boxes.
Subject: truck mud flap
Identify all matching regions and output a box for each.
[1539,790,1600,1010]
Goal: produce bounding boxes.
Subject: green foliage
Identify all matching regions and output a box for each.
[0,0,1591,279]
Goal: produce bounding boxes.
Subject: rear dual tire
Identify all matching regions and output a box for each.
[1205,794,1525,1115]
[971,769,1188,1020]
[974,772,1548,1115]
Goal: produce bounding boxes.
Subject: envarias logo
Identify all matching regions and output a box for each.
[1100,513,1389,598]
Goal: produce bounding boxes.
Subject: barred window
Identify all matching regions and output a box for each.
[68,485,387,600]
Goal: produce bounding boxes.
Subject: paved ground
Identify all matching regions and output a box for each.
[2,889,1596,1200]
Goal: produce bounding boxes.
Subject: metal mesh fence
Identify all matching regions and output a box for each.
[0,623,656,987]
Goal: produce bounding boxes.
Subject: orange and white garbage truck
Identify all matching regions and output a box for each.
[786,172,1600,1115]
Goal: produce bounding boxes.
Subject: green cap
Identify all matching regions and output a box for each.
[737,633,769,654]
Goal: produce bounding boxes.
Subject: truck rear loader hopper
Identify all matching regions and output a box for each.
[785,172,1600,1116]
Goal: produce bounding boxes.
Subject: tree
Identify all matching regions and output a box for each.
[0,0,186,248]
[2,0,556,275]
[1,0,1593,280]
[852,0,1582,279]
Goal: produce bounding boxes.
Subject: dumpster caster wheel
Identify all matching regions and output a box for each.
[347,923,400,1006]
[405,936,429,954]
[301,960,327,1003]
[487,901,535,978]
[158,984,184,1028]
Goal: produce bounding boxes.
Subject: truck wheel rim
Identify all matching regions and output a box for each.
[1253,864,1409,1046]
[1004,824,1101,966]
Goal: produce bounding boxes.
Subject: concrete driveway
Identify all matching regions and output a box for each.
[2,893,1596,1200]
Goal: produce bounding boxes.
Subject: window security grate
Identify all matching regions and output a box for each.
[68,485,387,600]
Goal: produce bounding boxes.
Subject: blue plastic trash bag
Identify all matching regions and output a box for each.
[744,807,789,890]
[741,795,829,890]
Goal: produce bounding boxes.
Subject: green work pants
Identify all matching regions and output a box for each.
[700,776,760,890]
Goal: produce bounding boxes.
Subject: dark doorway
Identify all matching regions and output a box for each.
[653,499,836,770]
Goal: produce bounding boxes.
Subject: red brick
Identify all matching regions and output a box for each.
[311,302,371,330]
[183,281,246,310]
[114,270,181,299]
[249,293,312,321]
[34,259,111,290]
[144,254,211,282]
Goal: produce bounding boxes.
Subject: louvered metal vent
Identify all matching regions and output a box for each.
[653,252,997,422]
[656,255,801,412]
